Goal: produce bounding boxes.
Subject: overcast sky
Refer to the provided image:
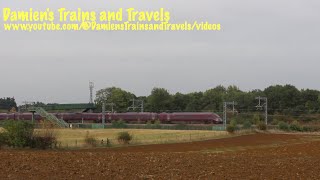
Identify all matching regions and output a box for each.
[0,0,320,105]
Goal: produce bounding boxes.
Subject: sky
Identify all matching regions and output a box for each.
[0,0,320,105]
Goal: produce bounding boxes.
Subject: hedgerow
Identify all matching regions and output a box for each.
[0,120,57,149]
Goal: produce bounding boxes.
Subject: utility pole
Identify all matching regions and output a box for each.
[102,102,106,126]
[102,102,115,127]
[223,102,227,130]
[223,101,237,130]
[255,96,268,125]
[89,82,94,104]
[98,85,115,125]
[128,99,144,112]
[22,101,35,123]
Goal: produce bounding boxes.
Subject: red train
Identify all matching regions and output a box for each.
[0,112,222,124]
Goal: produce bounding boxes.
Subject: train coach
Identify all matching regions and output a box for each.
[0,112,222,124]
[108,112,158,123]
[56,113,104,123]
[159,112,222,124]
[0,113,42,121]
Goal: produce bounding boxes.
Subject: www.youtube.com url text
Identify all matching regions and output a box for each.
[2,8,222,32]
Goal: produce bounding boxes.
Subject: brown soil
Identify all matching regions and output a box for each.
[1,133,320,179]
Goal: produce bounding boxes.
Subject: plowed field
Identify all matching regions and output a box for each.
[1,133,320,179]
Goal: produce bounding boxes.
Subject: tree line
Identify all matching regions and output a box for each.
[1,84,319,115]
[95,85,320,114]
[0,97,17,111]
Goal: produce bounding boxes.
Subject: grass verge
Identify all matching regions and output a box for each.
[37,129,229,148]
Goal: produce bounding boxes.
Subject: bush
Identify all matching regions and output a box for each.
[253,113,261,125]
[31,129,57,149]
[229,116,247,125]
[111,120,117,127]
[30,136,57,149]
[271,119,279,125]
[85,137,98,147]
[0,121,58,149]
[174,123,188,130]
[226,124,236,133]
[111,120,127,129]
[154,120,161,129]
[278,121,289,131]
[242,120,252,129]
[84,131,98,147]
[257,122,267,131]
[117,131,133,144]
[229,119,240,131]
[3,121,34,148]
[0,133,8,148]
[230,119,237,127]
[145,120,162,129]
[289,120,302,131]
[302,126,312,132]
[146,120,153,129]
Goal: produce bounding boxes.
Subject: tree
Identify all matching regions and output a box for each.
[0,97,17,111]
[264,84,301,113]
[202,86,226,111]
[225,85,242,102]
[91,84,320,115]
[95,87,136,112]
[300,89,320,112]
[146,88,172,112]
[3,120,34,148]
[33,102,46,106]
[185,92,204,112]
[172,92,189,111]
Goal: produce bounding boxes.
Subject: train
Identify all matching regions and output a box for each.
[0,112,223,124]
